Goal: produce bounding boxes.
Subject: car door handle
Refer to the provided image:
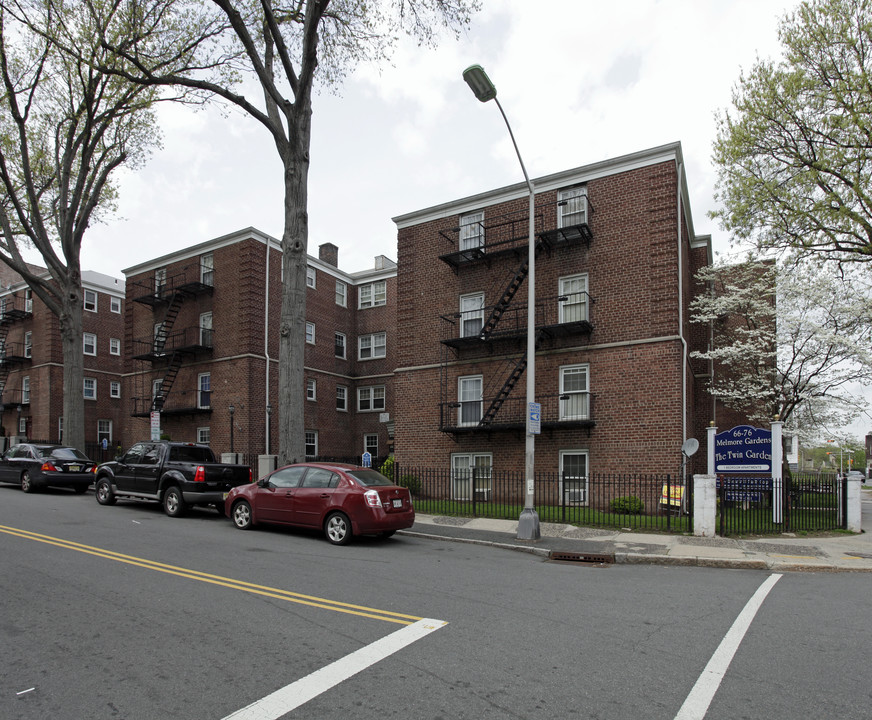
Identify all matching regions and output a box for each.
[320,493,329,498]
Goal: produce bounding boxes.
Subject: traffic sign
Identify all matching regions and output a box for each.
[527,402,541,435]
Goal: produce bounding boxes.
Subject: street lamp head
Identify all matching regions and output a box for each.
[266,404,272,415]
[463,64,497,103]
[229,404,235,416]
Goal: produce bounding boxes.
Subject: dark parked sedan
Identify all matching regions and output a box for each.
[0,443,97,493]
[225,462,415,545]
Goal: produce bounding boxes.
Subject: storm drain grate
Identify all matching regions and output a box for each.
[549,550,614,565]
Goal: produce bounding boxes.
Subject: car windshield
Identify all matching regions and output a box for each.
[44,447,89,460]
[347,469,395,487]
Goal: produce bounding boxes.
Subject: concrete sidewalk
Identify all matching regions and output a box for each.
[399,487,872,572]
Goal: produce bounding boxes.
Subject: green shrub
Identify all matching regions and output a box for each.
[610,495,644,514]
[380,454,395,480]
[398,474,421,495]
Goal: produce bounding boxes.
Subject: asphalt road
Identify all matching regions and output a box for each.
[1,485,870,720]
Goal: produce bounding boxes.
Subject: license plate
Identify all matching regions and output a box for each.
[69,465,80,472]
[392,498,403,508]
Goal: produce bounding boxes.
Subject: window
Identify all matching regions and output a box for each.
[358,332,386,360]
[306,322,315,345]
[83,377,96,400]
[152,379,162,402]
[460,292,485,338]
[24,288,32,313]
[559,364,590,420]
[559,274,589,324]
[83,333,97,356]
[200,253,214,285]
[560,450,589,504]
[198,427,211,444]
[22,376,30,404]
[364,434,378,457]
[358,280,386,309]
[459,211,484,251]
[97,419,113,444]
[306,266,316,289]
[306,379,316,401]
[200,312,213,346]
[558,186,587,228]
[451,453,492,501]
[84,289,97,312]
[335,280,347,307]
[336,385,347,411]
[19,415,26,434]
[458,375,483,426]
[110,337,121,356]
[110,296,121,313]
[358,386,385,412]
[110,381,121,398]
[305,431,318,458]
[198,373,211,409]
[24,331,32,358]
[154,322,165,353]
[58,417,63,443]
[334,332,346,359]
[155,267,167,295]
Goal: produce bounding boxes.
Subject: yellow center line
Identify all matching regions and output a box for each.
[0,524,421,625]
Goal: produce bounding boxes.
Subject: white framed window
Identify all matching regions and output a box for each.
[459,211,484,251]
[306,379,316,401]
[110,381,121,398]
[83,333,97,356]
[336,385,347,412]
[358,280,386,309]
[559,274,589,324]
[335,332,346,359]
[559,364,590,420]
[558,186,587,228]
[451,453,492,501]
[458,375,483,426]
[22,376,30,404]
[84,289,97,312]
[335,280,347,307]
[198,427,211,444]
[58,417,63,443]
[110,337,121,356]
[110,296,121,313]
[152,379,162,401]
[24,331,32,358]
[198,373,211,409]
[155,267,167,295]
[153,322,165,353]
[460,292,485,338]
[306,322,315,345]
[306,266,316,289]
[83,377,96,400]
[19,415,26,434]
[560,450,589,504]
[200,253,214,285]
[97,419,113,443]
[200,312,213,346]
[364,434,378,457]
[305,430,318,459]
[24,288,32,313]
[358,332,386,360]
[358,386,385,412]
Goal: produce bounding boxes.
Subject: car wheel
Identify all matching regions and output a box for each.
[163,486,188,517]
[232,500,253,530]
[21,471,36,493]
[325,512,352,546]
[73,484,89,494]
[95,478,116,505]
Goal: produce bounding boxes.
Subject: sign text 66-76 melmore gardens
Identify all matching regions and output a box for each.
[714,425,771,473]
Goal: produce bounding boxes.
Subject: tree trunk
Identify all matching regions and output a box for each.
[59,278,85,452]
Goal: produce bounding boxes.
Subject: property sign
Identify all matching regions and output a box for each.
[527,402,541,435]
[150,411,161,442]
[714,425,772,473]
[361,451,372,468]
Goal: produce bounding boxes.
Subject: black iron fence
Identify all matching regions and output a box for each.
[717,472,846,536]
[389,466,693,533]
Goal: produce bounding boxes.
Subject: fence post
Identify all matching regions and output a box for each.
[846,477,861,532]
[693,474,716,537]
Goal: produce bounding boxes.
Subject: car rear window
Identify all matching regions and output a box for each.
[169,446,215,463]
[347,469,396,487]
[44,447,88,460]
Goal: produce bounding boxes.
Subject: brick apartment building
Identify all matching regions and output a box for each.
[121,227,396,464]
[0,267,126,454]
[391,142,714,482]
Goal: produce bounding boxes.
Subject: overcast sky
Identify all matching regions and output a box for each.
[76,0,799,278]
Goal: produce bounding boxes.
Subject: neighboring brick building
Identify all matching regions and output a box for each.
[0,268,126,454]
[391,142,714,480]
[121,227,396,463]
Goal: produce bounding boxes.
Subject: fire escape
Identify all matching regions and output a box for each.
[130,268,214,416]
[437,196,596,434]
[0,294,33,407]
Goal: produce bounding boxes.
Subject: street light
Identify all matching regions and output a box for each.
[463,64,540,541]
[229,404,235,455]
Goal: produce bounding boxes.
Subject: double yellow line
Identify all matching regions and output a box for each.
[0,524,421,625]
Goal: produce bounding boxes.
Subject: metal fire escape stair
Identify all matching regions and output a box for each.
[151,291,187,411]
[153,291,185,351]
[479,259,529,339]
[153,352,183,411]
[0,324,10,396]
[479,328,546,426]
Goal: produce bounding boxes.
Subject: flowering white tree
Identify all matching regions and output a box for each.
[691,258,872,442]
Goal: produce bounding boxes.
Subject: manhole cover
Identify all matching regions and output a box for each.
[549,550,614,565]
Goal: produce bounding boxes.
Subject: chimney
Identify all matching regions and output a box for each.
[319,243,339,267]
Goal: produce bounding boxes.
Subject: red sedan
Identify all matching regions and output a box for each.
[225,462,415,545]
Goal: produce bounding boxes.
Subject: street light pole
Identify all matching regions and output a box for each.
[463,64,540,541]
[229,404,235,455]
